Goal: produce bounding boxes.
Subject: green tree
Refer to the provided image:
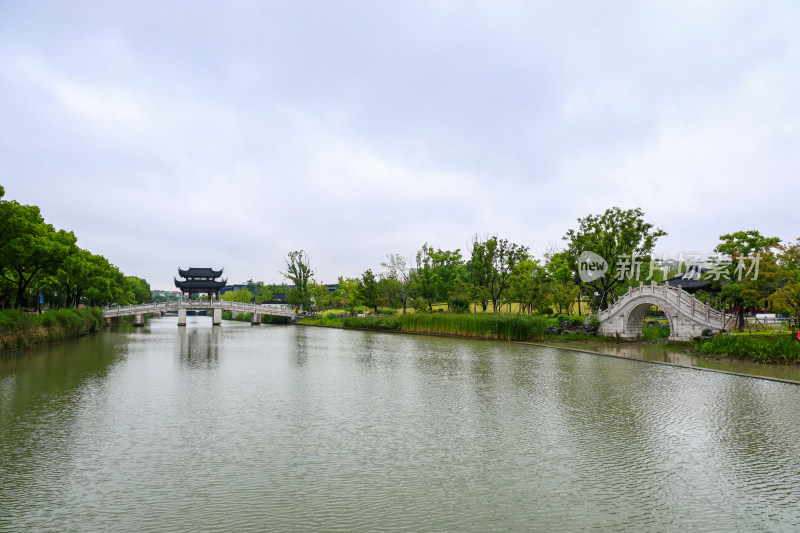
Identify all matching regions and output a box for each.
[378,276,402,309]
[509,258,548,314]
[411,244,437,310]
[563,207,666,310]
[222,287,253,303]
[770,238,800,331]
[446,278,472,313]
[308,282,335,312]
[0,210,76,308]
[466,235,529,313]
[712,230,781,332]
[255,284,275,303]
[381,253,412,313]
[125,276,152,304]
[282,250,314,311]
[337,276,361,314]
[358,269,381,314]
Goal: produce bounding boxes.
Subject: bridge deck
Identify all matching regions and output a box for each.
[103,300,296,318]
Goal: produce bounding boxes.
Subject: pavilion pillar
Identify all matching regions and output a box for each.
[213,307,222,326]
[178,308,187,326]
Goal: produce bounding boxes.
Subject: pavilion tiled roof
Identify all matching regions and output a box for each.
[178,267,224,279]
[174,278,228,290]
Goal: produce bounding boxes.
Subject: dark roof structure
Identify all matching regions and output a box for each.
[664,273,713,293]
[174,278,228,290]
[174,267,227,298]
[178,267,223,278]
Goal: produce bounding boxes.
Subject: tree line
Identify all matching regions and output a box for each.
[273,207,800,332]
[0,186,151,310]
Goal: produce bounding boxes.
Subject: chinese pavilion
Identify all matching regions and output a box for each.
[174,267,227,300]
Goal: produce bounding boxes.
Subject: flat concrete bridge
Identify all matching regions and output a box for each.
[598,282,733,341]
[103,300,296,326]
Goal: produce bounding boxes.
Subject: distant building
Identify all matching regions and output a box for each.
[174,267,227,300]
[151,290,181,297]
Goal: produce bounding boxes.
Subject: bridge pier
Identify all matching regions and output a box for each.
[134,313,144,326]
[213,308,222,326]
[251,312,261,325]
[178,308,187,326]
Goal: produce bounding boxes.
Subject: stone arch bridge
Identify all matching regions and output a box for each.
[103,300,296,326]
[598,282,733,341]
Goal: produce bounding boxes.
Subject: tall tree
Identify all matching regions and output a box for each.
[563,207,666,310]
[281,250,314,311]
[337,276,361,314]
[412,244,437,310]
[358,269,381,314]
[308,282,334,312]
[381,253,412,314]
[466,235,528,313]
[770,238,800,331]
[509,258,548,314]
[713,230,781,331]
[0,218,76,308]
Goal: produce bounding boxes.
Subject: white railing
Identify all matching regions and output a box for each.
[598,282,725,327]
[103,300,295,317]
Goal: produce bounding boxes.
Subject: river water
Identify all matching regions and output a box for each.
[2,317,800,532]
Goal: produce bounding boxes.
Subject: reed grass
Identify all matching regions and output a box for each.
[307,312,550,341]
[694,335,800,364]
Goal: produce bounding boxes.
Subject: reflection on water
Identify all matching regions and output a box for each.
[178,326,220,369]
[1,320,800,531]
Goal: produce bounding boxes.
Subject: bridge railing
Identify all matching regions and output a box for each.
[598,282,725,327]
[103,300,295,317]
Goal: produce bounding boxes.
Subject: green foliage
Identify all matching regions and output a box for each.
[642,326,670,340]
[282,250,314,311]
[358,269,381,313]
[222,288,253,303]
[336,276,361,313]
[466,235,528,313]
[306,312,549,341]
[694,335,800,364]
[771,239,800,330]
[381,254,413,313]
[563,207,666,310]
[0,308,103,351]
[446,279,472,313]
[0,190,151,309]
[712,230,781,331]
[568,315,585,327]
[308,282,334,312]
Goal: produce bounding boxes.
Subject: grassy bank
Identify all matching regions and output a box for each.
[305,313,551,341]
[221,311,290,324]
[694,335,800,365]
[0,308,105,353]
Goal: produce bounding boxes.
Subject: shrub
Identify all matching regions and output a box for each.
[642,325,670,340]
[694,335,800,364]
[569,315,584,327]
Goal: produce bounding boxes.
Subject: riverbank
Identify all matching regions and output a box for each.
[300,313,800,367]
[221,311,291,324]
[0,308,105,354]
[303,313,554,341]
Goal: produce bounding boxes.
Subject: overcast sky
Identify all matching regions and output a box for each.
[2,1,798,289]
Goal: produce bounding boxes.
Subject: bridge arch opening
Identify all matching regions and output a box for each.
[625,301,673,340]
